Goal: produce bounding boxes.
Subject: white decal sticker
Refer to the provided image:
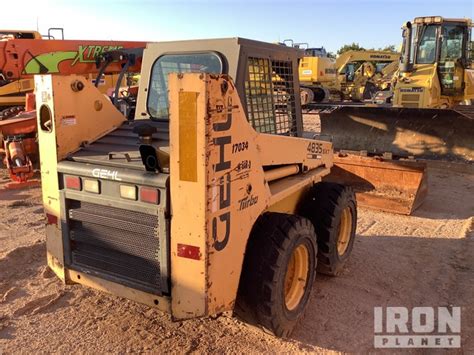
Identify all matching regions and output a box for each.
[61,115,77,126]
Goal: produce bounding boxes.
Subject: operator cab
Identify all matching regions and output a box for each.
[137,38,302,136]
[304,47,328,58]
[400,16,472,95]
[72,38,303,173]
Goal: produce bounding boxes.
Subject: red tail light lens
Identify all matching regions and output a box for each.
[65,175,81,190]
[177,243,201,260]
[46,213,58,225]
[140,187,160,204]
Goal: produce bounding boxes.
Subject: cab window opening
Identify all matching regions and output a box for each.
[147,52,223,120]
[416,25,437,64]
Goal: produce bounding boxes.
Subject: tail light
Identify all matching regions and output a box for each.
[65,176,81,190]
[177,243,200,260]
[46,213,58,226]
[120,185,137,200]
[140,187,160,204]
[83,179,100,194]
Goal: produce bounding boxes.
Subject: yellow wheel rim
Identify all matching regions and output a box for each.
[337,206,352,256]
[284,244,309,311]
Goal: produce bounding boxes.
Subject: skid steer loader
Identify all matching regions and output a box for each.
[38,38,359,337]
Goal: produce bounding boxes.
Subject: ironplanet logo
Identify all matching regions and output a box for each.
[374,306,461,348]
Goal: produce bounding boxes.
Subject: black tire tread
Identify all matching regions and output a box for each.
[237,213,317,337]
[301,182,357,276]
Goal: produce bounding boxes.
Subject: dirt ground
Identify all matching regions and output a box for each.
[1,136,473,353]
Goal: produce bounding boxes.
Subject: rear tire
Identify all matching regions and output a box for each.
[237,213,317,337]
[301,183,357,276]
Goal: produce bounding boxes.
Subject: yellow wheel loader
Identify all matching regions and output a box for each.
[317,16,474,163]
[37,38,360,337]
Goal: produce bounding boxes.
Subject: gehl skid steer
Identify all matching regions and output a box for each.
[37,38,360,337]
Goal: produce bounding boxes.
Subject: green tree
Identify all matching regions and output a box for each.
[337,42,365,55]
[367,45,398,52]
[381,44,397,52]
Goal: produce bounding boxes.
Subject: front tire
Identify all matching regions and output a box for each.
[301,182,357,276]
[237,213,317,337]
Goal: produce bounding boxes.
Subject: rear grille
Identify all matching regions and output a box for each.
[67,200,162,294]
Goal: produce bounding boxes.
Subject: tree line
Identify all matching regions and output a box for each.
[326,43,397,58]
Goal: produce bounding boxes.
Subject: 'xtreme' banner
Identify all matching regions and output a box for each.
[23,45,125,74]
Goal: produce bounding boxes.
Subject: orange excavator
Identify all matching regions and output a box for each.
[0,29,145,187]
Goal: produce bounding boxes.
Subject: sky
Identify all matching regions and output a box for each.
[4,0,474,53]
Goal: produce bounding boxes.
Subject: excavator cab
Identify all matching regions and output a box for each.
[343,62,357,82]
[304,47,328,58]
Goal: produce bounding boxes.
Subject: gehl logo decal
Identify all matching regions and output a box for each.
[212,96,232,251]
[92,168,122,181]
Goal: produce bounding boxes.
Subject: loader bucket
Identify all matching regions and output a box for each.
[324,154,428,215]
[319,106,474,163]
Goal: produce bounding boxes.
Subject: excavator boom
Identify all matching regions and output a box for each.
[335,50,400,75]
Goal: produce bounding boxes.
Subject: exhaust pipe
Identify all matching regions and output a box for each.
[400,21,413,73]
